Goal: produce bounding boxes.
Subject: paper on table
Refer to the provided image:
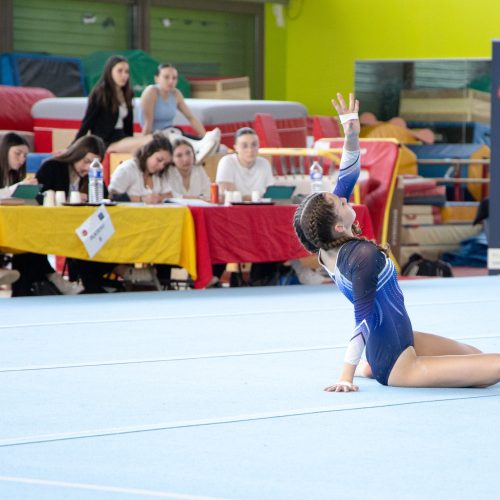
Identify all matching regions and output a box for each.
[165,198,215,207]
[75,205,115,258]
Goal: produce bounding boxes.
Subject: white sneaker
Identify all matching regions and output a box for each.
[0,268,20,286]
[123,266,157,284]
[194,128,221,164]
[161,128,221,165]
[290,259,328,285]
[47,272,84,295]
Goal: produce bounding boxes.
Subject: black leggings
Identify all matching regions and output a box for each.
[67,259,117,294]
[11,253,55,297]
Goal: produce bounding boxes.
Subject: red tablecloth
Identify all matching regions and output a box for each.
[190,204,374,288]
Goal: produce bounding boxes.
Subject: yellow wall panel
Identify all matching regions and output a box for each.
[265,0,500,114]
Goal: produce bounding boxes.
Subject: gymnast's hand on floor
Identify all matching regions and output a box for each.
[324,380,359,392]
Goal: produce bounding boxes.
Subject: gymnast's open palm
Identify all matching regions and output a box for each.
[331,92,360,136]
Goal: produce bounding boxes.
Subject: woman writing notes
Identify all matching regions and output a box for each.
[108,133,174,204]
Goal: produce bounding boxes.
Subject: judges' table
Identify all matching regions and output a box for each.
[0,205,197,279]
[190,204,374,288]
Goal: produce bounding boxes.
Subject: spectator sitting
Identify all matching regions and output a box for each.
[74,55,220,164]
[167,138,221,288]
[36,135,148,293]
[37,135,107,201]
[0,132,82,296]
[0,132,37,199]
[215,127,279,286]
[140,63,221,164]
[215,127,274,201]
[140,64,206,138]
[109,133,174,204]
[109,133,178,287]
[166,138,211,199]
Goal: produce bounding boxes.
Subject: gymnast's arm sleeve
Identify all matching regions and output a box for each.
[343,243,380,365]
[344,320,369,365]
[333,148,360,200]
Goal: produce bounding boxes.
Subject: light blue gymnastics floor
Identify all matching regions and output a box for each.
[1,276,500,499]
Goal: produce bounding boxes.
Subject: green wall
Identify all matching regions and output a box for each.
[150,6,257,96]
[13,0,128,57]
[265,0,500,114]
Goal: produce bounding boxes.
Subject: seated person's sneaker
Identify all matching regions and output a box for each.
[47,272,84,295]
[194,128,221,164]
[123,266,157,284]
[0,268,20,286]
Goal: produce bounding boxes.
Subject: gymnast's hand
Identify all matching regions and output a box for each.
[324,380,359,392]
[331,92,360,137]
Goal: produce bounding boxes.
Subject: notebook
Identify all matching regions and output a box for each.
[11,184,42,205]
[263,185,296,203]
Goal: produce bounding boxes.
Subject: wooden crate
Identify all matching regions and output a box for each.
[190,77,251,100]
[399,89,490,123]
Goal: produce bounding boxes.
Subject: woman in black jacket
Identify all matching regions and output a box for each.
[75,56,134,148]
[37,135,121,293]
[75,55,155,154]
[37,135,107,200]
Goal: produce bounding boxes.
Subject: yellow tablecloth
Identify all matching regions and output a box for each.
[0,205,197,279]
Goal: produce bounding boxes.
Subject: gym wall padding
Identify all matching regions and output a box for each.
[0,85,54,131]
[0,53,86,97]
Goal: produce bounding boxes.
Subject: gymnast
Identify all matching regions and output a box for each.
[293,92,500,392]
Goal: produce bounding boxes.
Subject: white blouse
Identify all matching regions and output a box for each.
[109,158,172,198]
[166,166,211,198]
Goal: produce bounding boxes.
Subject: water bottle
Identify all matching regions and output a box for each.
[88,159,104,203]
[309,161,324,193]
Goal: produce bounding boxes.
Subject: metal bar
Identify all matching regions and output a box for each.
[416,158,490,165]
[431,178,490,184]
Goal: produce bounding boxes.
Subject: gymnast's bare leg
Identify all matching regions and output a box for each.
[355,331,481,379]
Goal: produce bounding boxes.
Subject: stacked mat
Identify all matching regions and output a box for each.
[400,204,481,266]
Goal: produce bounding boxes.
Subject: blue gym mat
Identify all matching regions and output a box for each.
[1,277,499,499]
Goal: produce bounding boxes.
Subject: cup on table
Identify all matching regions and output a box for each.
[55,191,66,206]
[251,190,260,202]
[224,191,233,206]
[232,191,242,203]
[43,190,56,207]
[69,190,82,204]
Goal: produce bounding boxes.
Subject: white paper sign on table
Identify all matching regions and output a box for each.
[75,205,115,258]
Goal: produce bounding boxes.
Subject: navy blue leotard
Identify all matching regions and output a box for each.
[319,149,414,385]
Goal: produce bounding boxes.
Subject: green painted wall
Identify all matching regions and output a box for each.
[150,6,257,96]
[13,0,128,57]
[265,0,500,114]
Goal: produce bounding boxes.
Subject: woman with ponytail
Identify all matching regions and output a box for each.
[294,93,500,392]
